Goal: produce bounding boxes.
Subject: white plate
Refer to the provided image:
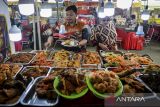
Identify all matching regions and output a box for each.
[61,40,78,47]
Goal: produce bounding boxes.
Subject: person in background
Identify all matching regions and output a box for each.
[41,20,59,47]
[143,20,149,36]
[90,18,117,51]
[44,5,89,52]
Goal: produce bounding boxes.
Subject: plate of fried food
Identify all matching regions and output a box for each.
[5,52,36,65]
[102,52,125,67]
[0,64,22,79]
[20,66,50,79]
[82,51,101,68]
[33,51,50,61]
[130,56,153,65]
[120,77,155,99]
[54,69,88,99]
[86,70,123,99]
[61,39,79,47]
[124,53,140,60]
[100,50,123,57]
[144,64,160,74]
[51,50,81,68]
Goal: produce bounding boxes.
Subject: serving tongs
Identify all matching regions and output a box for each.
[45,46,54,55]
[69,52,74,60]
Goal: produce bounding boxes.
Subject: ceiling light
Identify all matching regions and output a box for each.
[117,0,132,9]
[9,25,22,42]
[98,7,106,18]
[104,0,115,16]
[141,5,150,20]
[18,0,34,16]
[40,8,52,17]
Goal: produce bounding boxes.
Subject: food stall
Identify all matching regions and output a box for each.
[0,0,160,107]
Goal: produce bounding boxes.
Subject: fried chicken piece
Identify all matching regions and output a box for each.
[3,88,17,98]
[94,83,106,93]
[0,72,6,85]
[0,94,8,104]
[61,77,75,95]
[75,85,87,93]
[106,85,117,93]
[5,95,20,104]
[123,85,136,93]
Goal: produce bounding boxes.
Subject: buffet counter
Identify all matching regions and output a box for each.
[1,48,160,106]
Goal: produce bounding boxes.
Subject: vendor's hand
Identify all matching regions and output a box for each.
[74,31,81,38]
[98,43,109,51]
[77,42,82,48]
[44,42,51,49]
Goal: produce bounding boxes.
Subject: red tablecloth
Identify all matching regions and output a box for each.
[136,36,144,50]
[116,28,144,50]
[15,42,22,51]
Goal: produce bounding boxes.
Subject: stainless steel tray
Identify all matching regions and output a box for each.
[48,50,82,68]
[133,77,157,100]
[106,67,145,78]
[137,74,160,100]
[13,65,23,78]
[0,75,34,106]
[4,52,36,65]
[99,50,124,57]
[99,50,124,68]
[78,68,107,76]
[0,64,23,78]
[29,60,55,67]
[19,66,51,79]
[30,49,54,53]
[20,76,59,106]
[81,51,103,68]
[49,67,78,75]
[31,50,53,61]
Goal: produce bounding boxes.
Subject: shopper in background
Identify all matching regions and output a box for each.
[90,18,118,51]
[44,5,89,51]
[143,20,149,36]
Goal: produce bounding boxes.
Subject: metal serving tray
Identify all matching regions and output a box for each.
[29,60,55,67]
[30,49,54,53]
[13,65,23,78]
[99,50,124,57]
[137,74,160,100]
[49,67,78,75]
[99,50,124,68]
[48,50,82,68]
[106,67,145,78]
[4,52,36,65]
[31,50,53,61]
[20,76,59,106]
[19,66,51,79]
[81,51,103,69]
[0,64,23,78]
[0,76,34,106]
[131,77,157,100]
[78,68,107,76]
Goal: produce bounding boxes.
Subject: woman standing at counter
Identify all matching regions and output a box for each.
[90,19,118,51]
